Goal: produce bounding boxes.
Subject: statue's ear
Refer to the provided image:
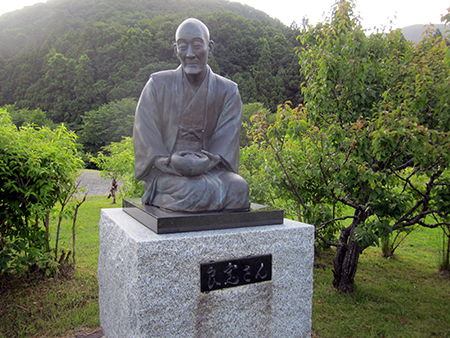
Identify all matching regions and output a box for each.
[173,42,178,56]
[208,40,214,58]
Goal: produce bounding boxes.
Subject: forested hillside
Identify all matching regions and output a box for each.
[0,0,303,134]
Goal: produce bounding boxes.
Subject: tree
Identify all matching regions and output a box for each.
[241,104,340,239]
[2,104,54,128]
[42,52,77,123]
[239,102,271,147]
[79,98,136,155]
[0,109,83,275]
[253,38,276,109]
[298,1,450,289]
[73,54,97,114]
[243,0,450,292]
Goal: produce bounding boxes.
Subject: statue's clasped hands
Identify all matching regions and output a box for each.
[155,150,220,177]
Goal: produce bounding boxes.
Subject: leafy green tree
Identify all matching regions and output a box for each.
[241,104,340,238]
[2,104,54,128]
[232,72,258,104]
[239,102,271,147]
[79,98,136,155]
[247,103,450,291]
[298,2,395,126]
[253,38,276,109]
[73,54,97,114]
[244,0,450,291]
[42,52,77,123]
[0,109,83,275]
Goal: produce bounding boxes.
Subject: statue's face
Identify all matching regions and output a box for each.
[175,21,213,78]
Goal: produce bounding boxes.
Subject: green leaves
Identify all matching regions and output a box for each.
[298,2,401,127]
[79,98,137,155]
[0,109,83,275]
[88,137,144,199]
[244,3,450,269]
[241,103,341,240]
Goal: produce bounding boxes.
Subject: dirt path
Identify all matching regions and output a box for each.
[76,170,111,196]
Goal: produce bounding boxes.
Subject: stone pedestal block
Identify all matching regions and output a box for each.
[98,208,314,338]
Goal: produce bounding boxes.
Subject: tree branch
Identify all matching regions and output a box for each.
[394,157,414,171]
[315,232,339,247]
[265,134,307,210]
[317,215,356,231]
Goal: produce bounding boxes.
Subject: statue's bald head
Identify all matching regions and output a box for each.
[175,18,210,42]
[174,18,214,81]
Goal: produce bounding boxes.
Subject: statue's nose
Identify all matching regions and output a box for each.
[187,45,195,58]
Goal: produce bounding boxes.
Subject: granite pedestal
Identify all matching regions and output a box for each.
[98,208,314,338]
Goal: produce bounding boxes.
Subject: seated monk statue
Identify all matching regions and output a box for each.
[133,18,251,212]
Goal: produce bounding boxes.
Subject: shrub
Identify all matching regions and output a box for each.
[0,109,83,275]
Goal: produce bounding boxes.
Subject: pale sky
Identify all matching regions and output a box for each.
[0,0,448,30]
[237,0,449,30]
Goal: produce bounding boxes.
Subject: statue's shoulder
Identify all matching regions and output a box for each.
[149,68,180,85]
[210,71,238,92]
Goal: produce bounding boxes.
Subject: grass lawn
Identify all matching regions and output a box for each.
[1,196,449,337]
[0,196,120,338]
[313,226,450,337]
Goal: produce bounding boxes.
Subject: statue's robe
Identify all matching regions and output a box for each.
[133,65,250,212]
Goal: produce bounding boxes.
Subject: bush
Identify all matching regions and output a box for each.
[0,109,83,275]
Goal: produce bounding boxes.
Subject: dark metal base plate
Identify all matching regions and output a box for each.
[122,198,284,234]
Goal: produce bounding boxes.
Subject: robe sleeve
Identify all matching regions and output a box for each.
[208,82,242,173]
[133,76,171,181]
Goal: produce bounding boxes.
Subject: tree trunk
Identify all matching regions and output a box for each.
[72,193,87,268]
[333,213,364,293]
[44,211,50,252]
[442,225,450,271]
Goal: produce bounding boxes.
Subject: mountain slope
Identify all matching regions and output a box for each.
[0,0,303,128]
[0,0,280,60]
[401,23,448,44]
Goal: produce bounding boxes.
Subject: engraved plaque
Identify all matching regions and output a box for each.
[200,255,272,292]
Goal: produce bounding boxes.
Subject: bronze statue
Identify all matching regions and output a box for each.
[133,18,250,212]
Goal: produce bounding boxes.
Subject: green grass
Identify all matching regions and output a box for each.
[0,196,121,338]
[1,270,99,338]
[47,195,121,270]
[1,196,450,337]
[312,226,450,338]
